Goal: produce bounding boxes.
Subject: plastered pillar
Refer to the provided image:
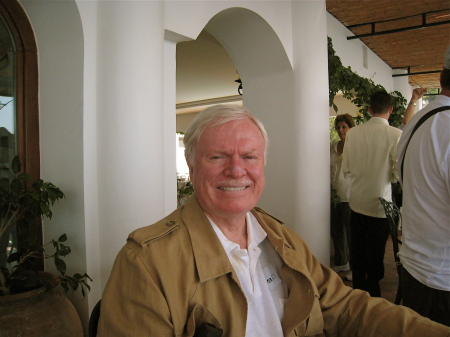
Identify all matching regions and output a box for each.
[291,0,330,264]
[95,1,167,286]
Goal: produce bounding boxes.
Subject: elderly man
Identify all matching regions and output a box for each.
[98,104,449,336]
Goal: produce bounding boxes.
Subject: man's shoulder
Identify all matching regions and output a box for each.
[127,207,186,247]
[365,118,402,136]
[387,124,402,136]
[406,98,450,129]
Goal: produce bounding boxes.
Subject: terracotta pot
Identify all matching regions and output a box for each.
[0,272,83,337]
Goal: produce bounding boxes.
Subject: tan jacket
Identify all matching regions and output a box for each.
[98,195,449,337]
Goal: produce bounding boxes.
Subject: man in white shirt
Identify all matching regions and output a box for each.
[342,91,402,297]
[397,45,450,326]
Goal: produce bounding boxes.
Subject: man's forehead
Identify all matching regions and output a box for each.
[203,118,262,138]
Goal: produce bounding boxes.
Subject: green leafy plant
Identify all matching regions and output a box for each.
[0,156,91,297]
[177,176,194,207]
[328,37,407,128]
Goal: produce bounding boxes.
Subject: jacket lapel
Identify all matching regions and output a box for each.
[181,195,235,284]
[252,208,319,335]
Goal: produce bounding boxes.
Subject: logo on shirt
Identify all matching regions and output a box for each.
[266,273,277,284]
[263,265,282,290]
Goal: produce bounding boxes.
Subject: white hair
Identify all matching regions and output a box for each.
[183,104,269,164]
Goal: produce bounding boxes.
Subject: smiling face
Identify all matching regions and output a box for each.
[336,121,350,141]
[188,118,266,222]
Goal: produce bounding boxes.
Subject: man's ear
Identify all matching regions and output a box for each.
[388,106,394,115]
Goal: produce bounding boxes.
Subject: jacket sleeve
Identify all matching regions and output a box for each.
[97,243,175,337]
[304,244,450,337]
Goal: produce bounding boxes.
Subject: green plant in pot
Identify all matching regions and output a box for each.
[0,156,91,297]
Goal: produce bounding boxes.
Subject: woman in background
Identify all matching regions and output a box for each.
[330,113,355,280]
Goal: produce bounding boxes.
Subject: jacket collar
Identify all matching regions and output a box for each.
[368,116,389,125]
[181,194,235,283]
[180,195,307,282]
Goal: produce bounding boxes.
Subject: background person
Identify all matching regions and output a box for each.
[402,87,427,126]
[98,104,449,337]
[342,91,402,297]
[397,45,450,326]
[330,113,354,280]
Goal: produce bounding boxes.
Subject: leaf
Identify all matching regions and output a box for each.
[58,245,71,257]
[10,179,24,196]
[54,257,67,275]
[30,192,40,201]
[40,203,51,218]
[73,273,82,281]
[58,234,67,242]
[84,273,93,282]
[67,277,78,291]
[11,156,21,174]
[80,279,91,291]
[32,179,43,189]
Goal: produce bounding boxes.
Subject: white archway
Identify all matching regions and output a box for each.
[204,8,297,227]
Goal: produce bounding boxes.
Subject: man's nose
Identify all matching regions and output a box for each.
[225,157,245,178]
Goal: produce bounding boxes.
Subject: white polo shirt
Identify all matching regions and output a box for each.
[209,212,288,337]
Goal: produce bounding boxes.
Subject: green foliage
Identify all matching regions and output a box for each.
[0,156,91,296]
[329,117,340,144]
[328,37,407,128]
[177,177,194,207]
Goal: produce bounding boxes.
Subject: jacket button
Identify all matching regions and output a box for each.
[166,220,176,226]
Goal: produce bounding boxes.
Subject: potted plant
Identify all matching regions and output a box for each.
[0,156,91,336]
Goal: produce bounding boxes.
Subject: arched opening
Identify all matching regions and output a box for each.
[176,7,296,224]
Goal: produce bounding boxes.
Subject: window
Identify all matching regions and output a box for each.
[0,0,39,269]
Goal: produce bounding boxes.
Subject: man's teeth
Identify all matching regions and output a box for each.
[218,186,246,191]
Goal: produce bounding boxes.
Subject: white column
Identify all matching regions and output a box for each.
[96,1,166,287]
[291,0,330,264]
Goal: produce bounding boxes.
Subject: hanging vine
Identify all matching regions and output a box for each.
[328,37,407,127]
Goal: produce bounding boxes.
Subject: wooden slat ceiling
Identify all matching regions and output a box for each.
[326,0,450,90]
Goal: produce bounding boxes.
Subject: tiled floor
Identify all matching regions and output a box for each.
[333,236,400,304]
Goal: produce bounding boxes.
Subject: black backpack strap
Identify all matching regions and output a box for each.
[400,105,450,180]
